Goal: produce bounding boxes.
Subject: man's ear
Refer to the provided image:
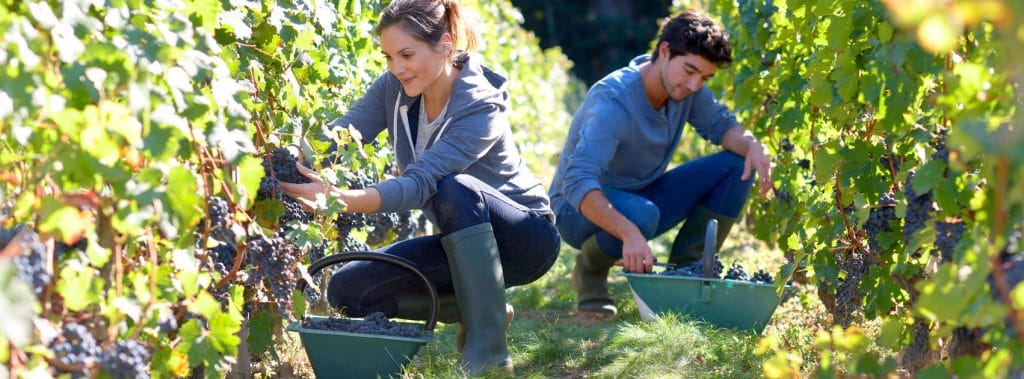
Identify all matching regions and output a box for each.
[656,41,670,63]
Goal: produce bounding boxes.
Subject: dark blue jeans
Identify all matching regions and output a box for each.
[327,174,560,318]
[556,151,752,257]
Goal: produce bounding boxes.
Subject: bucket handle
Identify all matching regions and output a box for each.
[701,219,719,279]
[298,252,440,332]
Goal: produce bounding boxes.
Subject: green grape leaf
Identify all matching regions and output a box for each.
[236,154,264,210]
[38,198,90,245]
[179,319,221,368]
[911,160,945,196]
[813,147,843,183]
[877,317,904,349]
[167,166,202,229]
[56,260,102,311]
[208,312,241,355]
[917,364,952,379]
[246,311,276,355]
[915,261,988,321]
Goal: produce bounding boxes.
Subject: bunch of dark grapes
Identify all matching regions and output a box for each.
[257,175,283,200]
[346,172,375,190]
[205,196,233,243]
[774,188,793,205]
[658,259,778,285]
[201,196,238,278]
[659,258,724,278]
[245,233,301,317]
[724,263,752,281]
[8,227,51,295]
[933,220,966,262]
[879,154,902,173]
[279,196,311,227]
[797,159,811,171]
[99,340,150,379]
[864,192,897,253]
[365,212,399,246]
[307,239,330,263]
[270,147,310,184]
[779,138,794,153]
[392,211,421,241]
[903,170,935,246]
[256,149,314,229]
[833,252,869,327]
[209,244,236,279]
[302,311,423,338]
[752,269,774,284]
[335,213,369,251]
[899,320,938,372]
[930,126,950,163]
[49,323,100,378]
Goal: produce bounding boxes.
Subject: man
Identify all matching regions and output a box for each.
[549,10,773,315]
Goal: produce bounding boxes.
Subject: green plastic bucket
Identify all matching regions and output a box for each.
[289,252,439,378]
[623,273,788,333]
[622,219,790,333]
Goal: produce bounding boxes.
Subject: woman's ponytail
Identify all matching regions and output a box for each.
[440,0,479,53]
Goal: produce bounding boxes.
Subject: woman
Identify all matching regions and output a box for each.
[279,0,559,375]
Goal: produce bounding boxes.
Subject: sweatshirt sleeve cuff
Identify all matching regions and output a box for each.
[370,178,406,213]
[566,180,602,212]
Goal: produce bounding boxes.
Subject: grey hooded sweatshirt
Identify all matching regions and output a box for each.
[327,53,551,220]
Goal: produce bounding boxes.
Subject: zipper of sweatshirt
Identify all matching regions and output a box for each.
[397,93,416,161]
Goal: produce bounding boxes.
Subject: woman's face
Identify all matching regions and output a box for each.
[379,26,452,97]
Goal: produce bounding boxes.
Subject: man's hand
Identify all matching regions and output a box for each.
[621,231,656,273]
[741,140,773,198]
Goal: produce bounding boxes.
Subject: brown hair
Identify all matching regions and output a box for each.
[376,0,480,67]
[651,10,732,67]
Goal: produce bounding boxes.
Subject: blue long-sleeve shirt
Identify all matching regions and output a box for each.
[326,53,551,221]
[549,54,739,214]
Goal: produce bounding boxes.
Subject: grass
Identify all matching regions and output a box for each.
[268,223,840,378]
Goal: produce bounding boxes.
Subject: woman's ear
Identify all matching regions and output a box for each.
[440,32,454,54]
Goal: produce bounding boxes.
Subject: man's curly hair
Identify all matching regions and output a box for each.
[651,10,732,67]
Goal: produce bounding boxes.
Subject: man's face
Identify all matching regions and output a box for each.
[659,52,718,102]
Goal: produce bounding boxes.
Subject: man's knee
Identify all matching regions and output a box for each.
[620,200,660,239]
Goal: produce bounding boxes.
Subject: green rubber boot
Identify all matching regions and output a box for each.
[456,304,513,353]
[669,205,736,266]
[572,235,619,315]
[441,223,514,376]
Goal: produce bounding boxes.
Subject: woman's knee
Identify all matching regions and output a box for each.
[432,174,486,231]
[432,174,476,212]
[327,264,388,315]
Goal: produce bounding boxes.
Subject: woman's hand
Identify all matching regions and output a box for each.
[279,164,334,211]
[278,163,383,213]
